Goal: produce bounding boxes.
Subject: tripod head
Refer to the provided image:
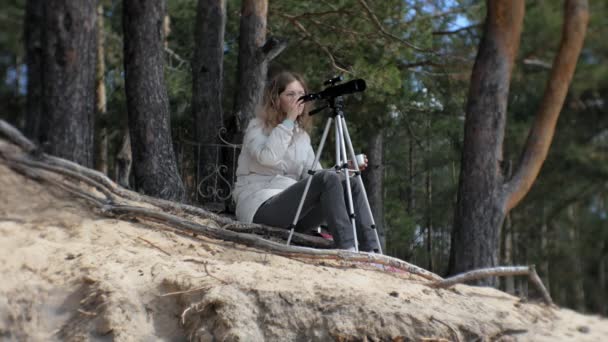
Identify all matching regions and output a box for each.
[304,76,367,116]
[298,78,366,104]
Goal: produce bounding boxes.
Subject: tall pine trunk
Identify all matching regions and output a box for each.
[123,0,186,202]
[448,0,588,284]
[41,0,97,167]
[192,0,226,204]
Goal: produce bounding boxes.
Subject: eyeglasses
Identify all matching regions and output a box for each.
[282,91,306,98]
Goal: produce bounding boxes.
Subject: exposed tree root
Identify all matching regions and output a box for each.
[432,266,554,305]
[0,119,441,282]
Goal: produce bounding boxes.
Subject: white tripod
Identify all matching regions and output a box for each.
[285,95,383,254]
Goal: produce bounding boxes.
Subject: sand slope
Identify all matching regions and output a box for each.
[1,163,606,341]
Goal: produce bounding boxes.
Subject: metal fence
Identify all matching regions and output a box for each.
[175,127,241,212]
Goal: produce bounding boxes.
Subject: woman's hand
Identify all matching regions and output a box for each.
[348,154,368,171]
[286,97,304,121]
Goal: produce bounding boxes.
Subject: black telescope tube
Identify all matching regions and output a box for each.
[298,79,366,103]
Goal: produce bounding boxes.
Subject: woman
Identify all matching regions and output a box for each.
[233,71,379,252]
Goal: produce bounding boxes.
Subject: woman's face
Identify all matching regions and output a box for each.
[279,81,306,117]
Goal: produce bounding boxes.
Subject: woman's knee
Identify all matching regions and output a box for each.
[314,170,341,186]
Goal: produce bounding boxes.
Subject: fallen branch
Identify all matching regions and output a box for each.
[431,266,554,306]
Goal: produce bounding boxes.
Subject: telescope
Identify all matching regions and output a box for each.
[298,79,366,103]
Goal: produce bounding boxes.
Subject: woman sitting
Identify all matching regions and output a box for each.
[232,71,379,252]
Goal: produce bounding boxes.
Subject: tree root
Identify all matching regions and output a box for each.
[432,266,554,306]
[0,119,441,282]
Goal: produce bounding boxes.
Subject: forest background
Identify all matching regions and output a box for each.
[0,0,606,315]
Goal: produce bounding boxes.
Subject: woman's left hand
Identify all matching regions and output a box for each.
[348,155,368,171]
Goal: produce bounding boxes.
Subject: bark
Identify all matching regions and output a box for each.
[192,0,226,204]
[95,4,108,175]
[41,0,97,168]
[24,0,44,143]
[448,0,589,284]
[362,129,385,251]
[123,0,186,202]
[502,213,515,294]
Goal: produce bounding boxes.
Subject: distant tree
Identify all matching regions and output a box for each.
[40,0,97,167]
[448,0,589,284]
[192,0,226,199]
[362,129,385,251]
[123,0,186,202]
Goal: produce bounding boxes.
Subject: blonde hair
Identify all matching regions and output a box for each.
[259,71,314,133]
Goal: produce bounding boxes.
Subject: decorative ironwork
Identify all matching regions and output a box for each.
[176,127,241,210]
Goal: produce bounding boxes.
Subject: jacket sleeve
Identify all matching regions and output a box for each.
[244,121,294,167]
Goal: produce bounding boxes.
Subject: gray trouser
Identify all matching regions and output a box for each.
[252,170,379,251]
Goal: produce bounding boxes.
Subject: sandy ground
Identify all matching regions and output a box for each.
[1,161,607,341]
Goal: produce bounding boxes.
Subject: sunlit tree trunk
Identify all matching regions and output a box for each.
[123,0,186,202]
[41,0,97,167]
[449,0,589,285]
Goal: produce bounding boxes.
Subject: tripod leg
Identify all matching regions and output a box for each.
[286,117,333,246]
[340,116,383,254]
[335,117,359,252]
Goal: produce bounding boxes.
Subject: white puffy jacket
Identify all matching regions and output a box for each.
[233,117,321,223]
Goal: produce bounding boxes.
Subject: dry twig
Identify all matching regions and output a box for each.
[137,236,171,256]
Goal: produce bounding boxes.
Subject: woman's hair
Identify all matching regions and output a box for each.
[258,71,314,133]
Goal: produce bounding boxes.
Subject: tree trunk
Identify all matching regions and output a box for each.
[95,4,108,175]
[192,0,226,204]
[448,0,588,284]
[567,205,586,312]
[362,128,385,251]
[231,0,268,133]
[407,135,415,215]
[502,213,515,294]
[123,0,186,202]
[599,239,607,316]
[41,0,97,168]
[115,128,132,189]
[425,117,433,272]
[223,0,285,211]
[24,0,44,143]
[448,1,525,285]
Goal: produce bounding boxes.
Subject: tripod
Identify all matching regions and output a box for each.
[285,95,383,254]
